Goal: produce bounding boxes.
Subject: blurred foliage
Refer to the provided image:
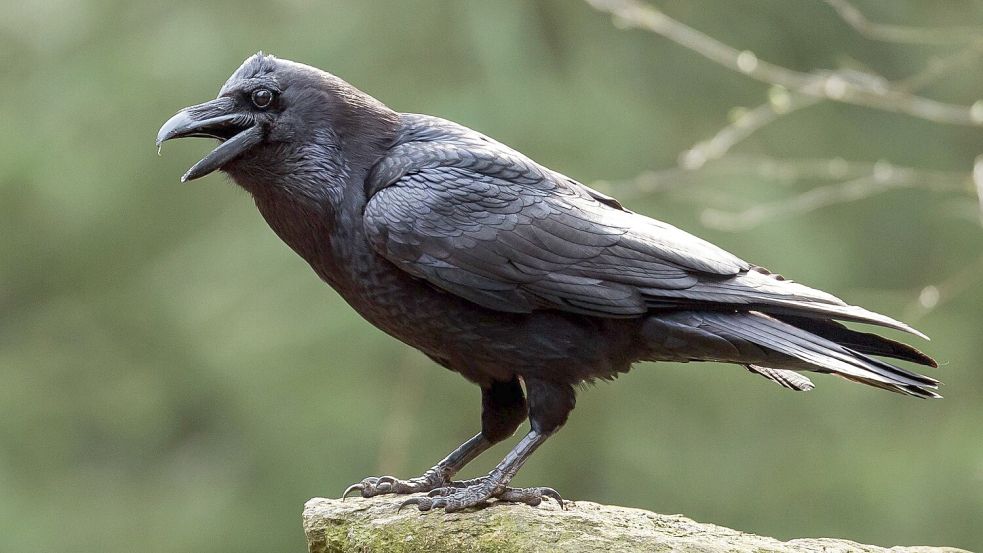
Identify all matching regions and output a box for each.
[1,1,981,552]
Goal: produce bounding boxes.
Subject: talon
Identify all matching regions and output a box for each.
[397,497,432,512]
[396,497,418,512]
[397,497,425,512]
[341,483,363,500]
[496,486,565,509]
[541,487,564,509]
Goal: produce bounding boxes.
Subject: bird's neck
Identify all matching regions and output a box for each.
[232,109,402,292]
[239,151,384,297]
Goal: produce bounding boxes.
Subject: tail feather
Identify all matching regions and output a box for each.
[750,300,929,340]
[650,310,941,398]
[772,314,937,367]
[650,268,931,339]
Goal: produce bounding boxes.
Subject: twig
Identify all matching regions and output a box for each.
[680,44,983,169]
[824,0,983,45]
[895,44,983,93]
[697,163,972,231]
[585,0,983,126]
[602,156,970,195]
[679,90,821,170]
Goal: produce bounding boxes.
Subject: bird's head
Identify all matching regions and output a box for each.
[157,53,398,186]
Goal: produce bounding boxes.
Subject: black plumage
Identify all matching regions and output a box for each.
[157,54,939,512]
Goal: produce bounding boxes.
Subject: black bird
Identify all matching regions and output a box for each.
[157,54,939,512]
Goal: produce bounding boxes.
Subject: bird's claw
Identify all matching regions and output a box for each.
[341,470,450,500]
[396,496,429,512]
[499,486,565,509]
[341,483,364,500]
[396,483,565,512]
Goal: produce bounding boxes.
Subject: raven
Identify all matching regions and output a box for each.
[157,54,938,512]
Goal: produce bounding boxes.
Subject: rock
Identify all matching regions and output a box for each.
[303,496,968,553]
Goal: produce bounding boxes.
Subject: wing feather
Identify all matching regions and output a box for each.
[363,115,926,337]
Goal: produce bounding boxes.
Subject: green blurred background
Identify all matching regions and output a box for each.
[2,1,981,551]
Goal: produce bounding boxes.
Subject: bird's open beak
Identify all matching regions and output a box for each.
[156,97,264,182]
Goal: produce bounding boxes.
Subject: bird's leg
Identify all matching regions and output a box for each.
[400,429,563,512]
[342,377,527,499]
[343,433,491,498]
[399,378,574,512]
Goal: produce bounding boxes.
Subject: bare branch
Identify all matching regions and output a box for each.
[677,43,983,173]
[823,0,983,45]
[679,90,821,170]
[698,162,972,231]
[604,156,970,196]
[679,43,983,170]
[894,44,983,93]
[585,0,983,126]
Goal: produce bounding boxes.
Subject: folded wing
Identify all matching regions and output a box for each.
[365,117,923,338]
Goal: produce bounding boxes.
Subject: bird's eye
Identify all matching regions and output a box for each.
[251,89,274,109]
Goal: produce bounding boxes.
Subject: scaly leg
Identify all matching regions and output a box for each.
[398,429,563,511]
[343,433,490,497]
[342,377,527,498]
[399,378,575,512]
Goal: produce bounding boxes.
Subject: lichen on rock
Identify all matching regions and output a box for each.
[303,496,969,553]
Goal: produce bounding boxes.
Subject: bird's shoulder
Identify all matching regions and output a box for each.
[367,114,549,198]
[359,114,765,316]
[367,113,626,211]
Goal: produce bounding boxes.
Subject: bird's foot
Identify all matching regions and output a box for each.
[397,477,563,512]
[342,467,451,499]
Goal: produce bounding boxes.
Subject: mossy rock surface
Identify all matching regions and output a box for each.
[303,496,968,553]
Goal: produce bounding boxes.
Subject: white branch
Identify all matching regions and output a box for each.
[678,43,983,171]
[698,163,971,231]
[824,0,983,45]
[604,156,970,195]
[679,90,821,170]
[585,0,983,126]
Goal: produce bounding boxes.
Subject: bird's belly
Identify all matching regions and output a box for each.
[331,262,639,384]
[266,209,640,384]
